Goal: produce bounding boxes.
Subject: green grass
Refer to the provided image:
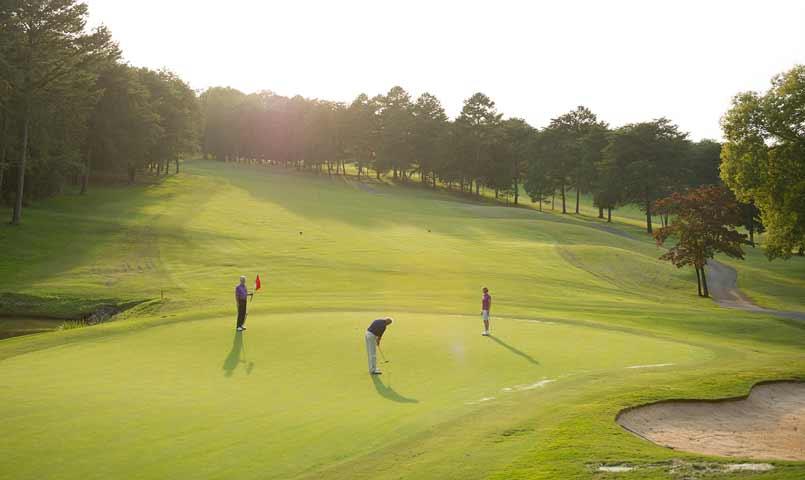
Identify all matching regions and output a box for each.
[0,160,803,479]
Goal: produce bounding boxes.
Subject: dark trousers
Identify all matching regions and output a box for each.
[236,299,247,328]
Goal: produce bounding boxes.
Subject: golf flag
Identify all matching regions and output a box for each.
[255,274,262,291]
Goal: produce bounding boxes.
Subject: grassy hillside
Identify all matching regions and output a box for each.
[0,160,803,480]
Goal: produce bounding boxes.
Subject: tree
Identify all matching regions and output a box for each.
[605,119,689,233]
[1,0,114,224]
[376,86,414,180]
[686,139,721,187]
[721,65,805,259]
[499,118,534,204]
[456,93,502,195]
[345,93,379,178]
[524,142,554,212]
[592,150,622,222]
[654,186,747,297]
[411,92,447,187]
[738,201,765,247]
[547,107,608,214]
[200,87,245,161]
[138,69,199,176]
[86,62,161,186]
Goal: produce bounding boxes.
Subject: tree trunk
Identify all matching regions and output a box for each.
[551,191,555,211]
[598,206,604,219]
[561,183,567,214]
[475,181,480,196]
[513,176,519,205]
[695,267,702,296]
[539,197,543,212]
[11,105,30,225]
[175,156,180,174]
[495,188,499,199]
[749,227,755,247]
[575,187,580,214]
[607,208,612,223]
[0,114,7,201]
[80,146,92,195]
[645,197,653,234]
[700,265,709,297]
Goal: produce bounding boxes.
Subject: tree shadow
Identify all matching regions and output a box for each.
[222,331,254,377]
[487,335,540,365]
[371,374,418,403]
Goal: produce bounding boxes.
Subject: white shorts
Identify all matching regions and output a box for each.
[482,310,490,321]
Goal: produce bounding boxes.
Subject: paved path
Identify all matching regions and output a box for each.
[706,260,805,321]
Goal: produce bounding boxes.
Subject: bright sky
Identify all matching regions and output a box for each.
[85,0,805,140]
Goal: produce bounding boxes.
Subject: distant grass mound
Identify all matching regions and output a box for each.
[0,160,803,480]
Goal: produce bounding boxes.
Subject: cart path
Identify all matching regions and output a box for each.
[706,260,805,321]
[590,222,805,321]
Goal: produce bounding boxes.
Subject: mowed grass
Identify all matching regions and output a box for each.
[0,160,803,480]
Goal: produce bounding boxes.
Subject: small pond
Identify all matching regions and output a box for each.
[0,317,65,340]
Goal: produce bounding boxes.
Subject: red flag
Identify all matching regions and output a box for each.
[255,274,262,291]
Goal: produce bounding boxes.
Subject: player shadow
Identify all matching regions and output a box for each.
[371,374,419,403]
[488,335,540,365]
[222,331,254,377]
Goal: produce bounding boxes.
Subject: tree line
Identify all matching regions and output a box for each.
[0,0,199,224]
[201,86,724,233]
[1,2,801,260]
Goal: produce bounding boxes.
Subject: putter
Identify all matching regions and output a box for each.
[379,346,390,363]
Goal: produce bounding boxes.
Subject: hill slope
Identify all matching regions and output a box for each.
[0,160,803,479]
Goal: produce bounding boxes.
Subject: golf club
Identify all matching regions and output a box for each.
[378,346,390,363]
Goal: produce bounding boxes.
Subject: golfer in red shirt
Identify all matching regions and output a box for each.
[481,287,492,336]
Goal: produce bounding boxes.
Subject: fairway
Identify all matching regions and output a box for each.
[1,161,803,479]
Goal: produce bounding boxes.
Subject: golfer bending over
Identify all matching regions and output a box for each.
[365,317,393,375]
[481,287,492,336]
[235,275,251,331]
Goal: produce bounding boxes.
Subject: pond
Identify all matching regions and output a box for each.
[0,317,65,340]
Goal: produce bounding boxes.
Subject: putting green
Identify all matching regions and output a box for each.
[0,160,803,479]
[1,312,707,480]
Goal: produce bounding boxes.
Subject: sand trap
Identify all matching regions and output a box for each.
[617,381,805,461]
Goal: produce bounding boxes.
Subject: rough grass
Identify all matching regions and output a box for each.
[0,160,803,480]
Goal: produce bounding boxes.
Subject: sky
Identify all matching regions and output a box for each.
[85,0,805,140]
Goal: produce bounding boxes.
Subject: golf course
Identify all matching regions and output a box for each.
[1,160,803,479]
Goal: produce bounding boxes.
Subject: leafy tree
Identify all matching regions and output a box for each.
[456,93,502,195]
[686,139,721,187]
[345,93,379,178]
[524,145,554,212]
[531,125,570,213]
[376,86,414,180]
[547,107,608,214]
[605,119,689,233]
[200,87,246,161]
[86,62,162,186]
[138,69,199,175]
[411,92,447,187]
[654,186,747,297]
[738,201,765,247]
[498,118,534,204]
[1,0,115,224]
[721,65,805,258]
[592,152,622,222]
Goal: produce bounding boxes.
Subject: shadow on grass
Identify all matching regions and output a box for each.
[371,374,418,403]
[488,335,540,365]
[223,331,254,377]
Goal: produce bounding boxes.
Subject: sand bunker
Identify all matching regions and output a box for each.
[617,381,805,461]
